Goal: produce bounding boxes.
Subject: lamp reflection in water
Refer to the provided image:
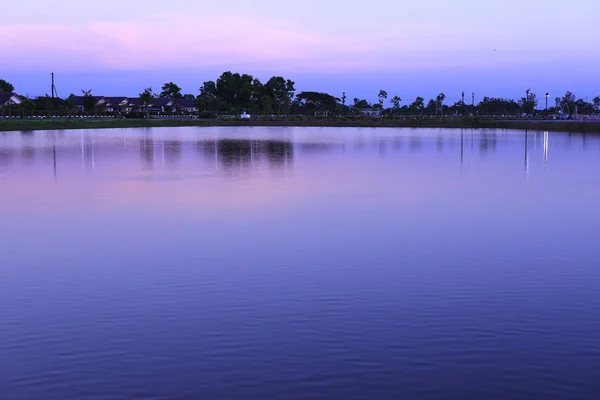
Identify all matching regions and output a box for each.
[543,131,549,170]
[524,130,529,177]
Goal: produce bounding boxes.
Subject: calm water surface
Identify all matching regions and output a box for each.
[1,127,600,399]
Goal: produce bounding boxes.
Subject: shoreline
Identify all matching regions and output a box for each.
[1,117,600,134]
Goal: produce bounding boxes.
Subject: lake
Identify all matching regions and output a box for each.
[1,127,600,399]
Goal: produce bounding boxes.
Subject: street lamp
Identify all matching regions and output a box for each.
[545,92,549,111]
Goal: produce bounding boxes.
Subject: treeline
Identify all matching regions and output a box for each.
[2,75,600,118]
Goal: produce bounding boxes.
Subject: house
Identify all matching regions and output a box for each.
[0,92,23,109]
[176,98,198,113]
[359,108,381,117]
[103,97,129,112]
[68,95,197,114]
[72,96,106,112]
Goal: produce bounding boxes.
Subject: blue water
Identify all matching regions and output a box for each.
[1,127,600,399]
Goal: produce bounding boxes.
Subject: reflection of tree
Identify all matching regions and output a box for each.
[164,140,182,167]
[0,147,14,169]
[265,141,293,168]
[213,139,293,174]
[217,139,252,172]
[297,143,340,154]
[20,131,35,164]
[479,131,497,155]
[139,137,154,170]
[201,140,217,170]
[410,136,422,152]
[82,134,95,172]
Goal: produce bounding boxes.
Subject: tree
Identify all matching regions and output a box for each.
[20,98,35,117]
[64,94,76,117]
[183,94,195,100]
[593,96,600,112]
[296,91,339,115]
[0,79,15,92]
[574,99,594,115]
[519,89,538,115]
[448,100,466,115]
[478,97,520,116]
[198,81,218,111]
[425,99,437,115]
[139,88,155,118]
[81,90,95,112]
[436,93,446,115]
[390,96,401,114]
[559,91,577,118]
[160,82,182,99]
[409,97,425,114]
[378,90,388,110]
[265,76,295,115]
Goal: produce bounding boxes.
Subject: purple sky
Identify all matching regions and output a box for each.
[2,0,599,103]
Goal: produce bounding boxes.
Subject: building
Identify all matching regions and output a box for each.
[359,108,381,117]
[176,98,198,113]
[0,92,23,109]
[70,95,197,114]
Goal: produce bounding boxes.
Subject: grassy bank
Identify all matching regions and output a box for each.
[2,117,600,134]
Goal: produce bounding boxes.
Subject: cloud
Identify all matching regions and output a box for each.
[0,11,578,74]
[1,13,383,71]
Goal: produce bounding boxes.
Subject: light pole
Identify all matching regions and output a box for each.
[545,93,549,112]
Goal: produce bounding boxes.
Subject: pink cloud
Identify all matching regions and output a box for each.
[1,13,381,71]
[0,12,564,73]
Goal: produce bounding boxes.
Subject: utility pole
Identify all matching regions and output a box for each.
[471,93,475,107]
[51,72,56,98]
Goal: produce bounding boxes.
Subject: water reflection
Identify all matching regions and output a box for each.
[140,137,154,170]
[164,140,182,168]
[82,132,96,173]
[3,127,600,400]
[1,128,598,180]
[543,131,549,170]
[479,130,497,154]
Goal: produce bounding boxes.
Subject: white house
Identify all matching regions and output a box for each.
[0,92,22,108]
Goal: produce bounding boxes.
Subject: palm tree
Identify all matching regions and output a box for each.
[378,90,388,110]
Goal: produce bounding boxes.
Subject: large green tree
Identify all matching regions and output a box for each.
[197,81,219,111]
[0,79,15,92]
[264,76,295,114]
[478,97,520,115]
[160,82,182,99]
[296,91,339,115]
[213,72,254,112]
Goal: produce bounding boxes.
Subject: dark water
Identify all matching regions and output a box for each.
[1,127,600,399]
